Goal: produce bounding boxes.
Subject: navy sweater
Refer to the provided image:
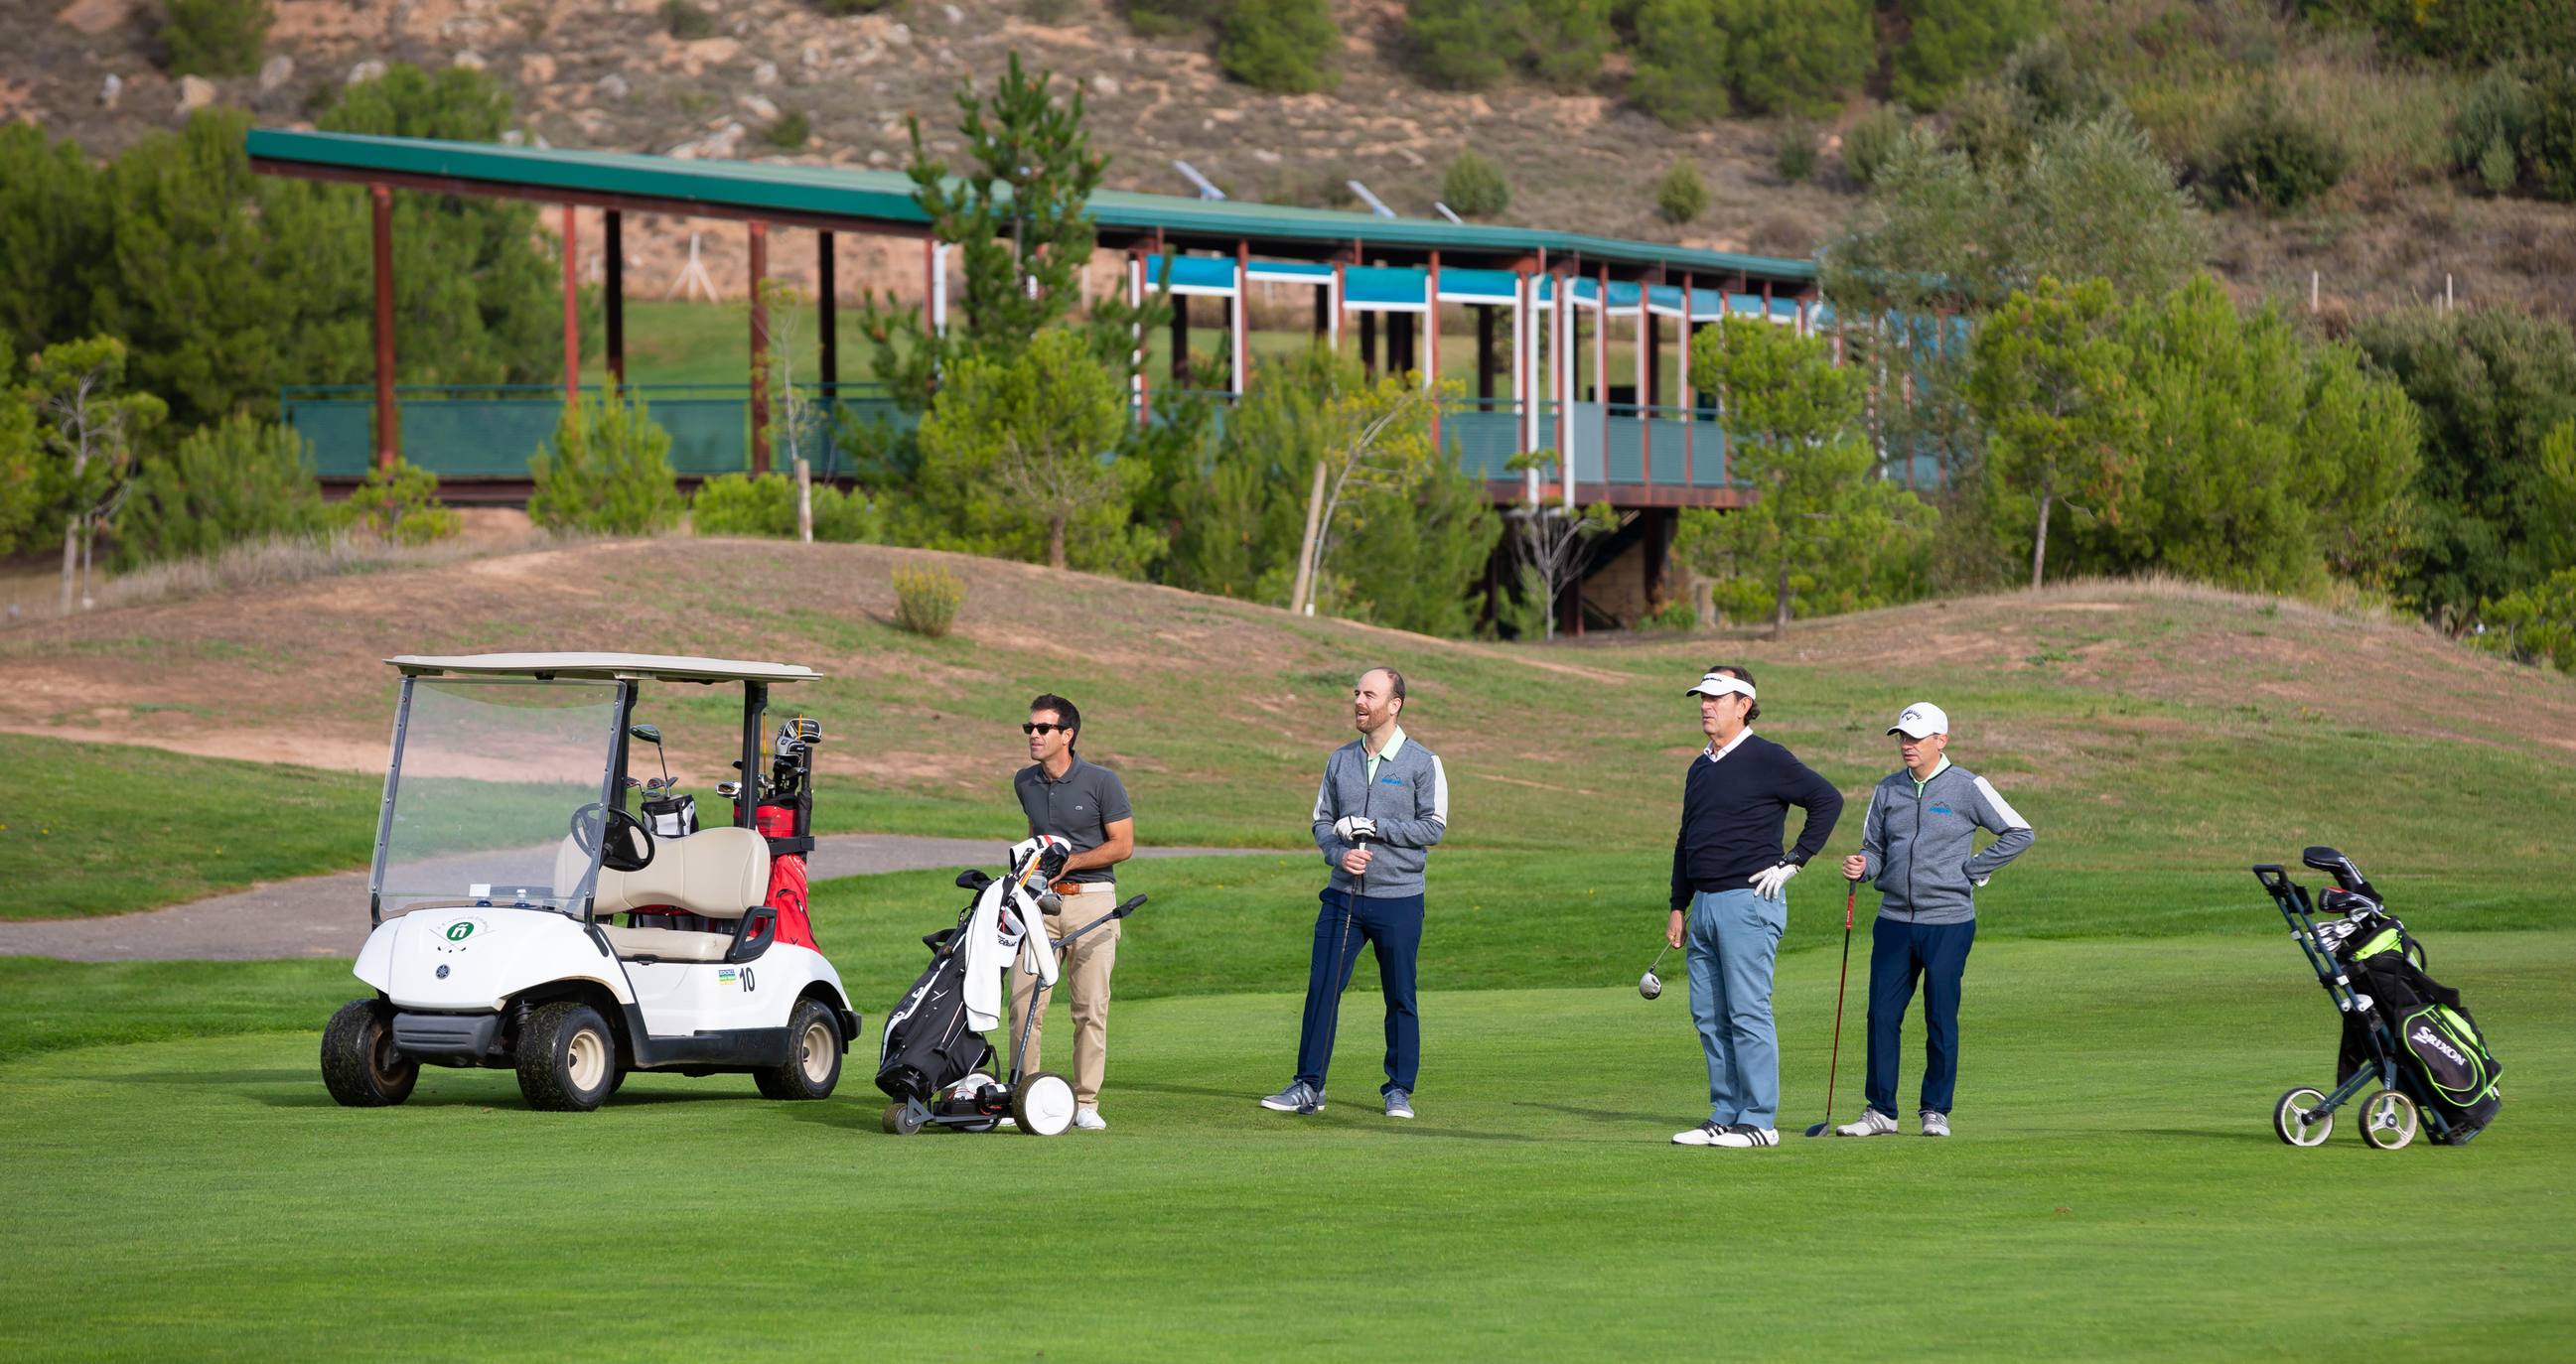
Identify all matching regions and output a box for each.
[1667,734,1846,910]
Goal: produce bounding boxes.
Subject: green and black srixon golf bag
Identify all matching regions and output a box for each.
[2333,917,2503,1142]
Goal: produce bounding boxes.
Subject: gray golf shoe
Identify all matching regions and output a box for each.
[1383,1089,1414,1120]
[1835,1108,1900,1137]
[1920,1110,1951,1137]
[1260,1080,1324,1113]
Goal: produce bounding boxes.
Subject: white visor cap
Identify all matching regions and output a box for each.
[1685,671,1756,701]
[1888,702,1949,739]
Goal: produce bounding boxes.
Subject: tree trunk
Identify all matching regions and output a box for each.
[59,514,78,617]
[793,456,813,544]
[2030,488,2054,591]
[1288,458,1329,614]
[1771,552,1790,641]
[1048,513,1068,570]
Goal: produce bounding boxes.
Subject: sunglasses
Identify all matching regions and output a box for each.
[1021,723,1069,736]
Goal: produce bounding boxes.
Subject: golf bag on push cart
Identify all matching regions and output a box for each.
[875,836,1144,1137]
[2252,846,2502,1150]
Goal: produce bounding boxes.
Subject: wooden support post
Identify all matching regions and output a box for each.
[1130,249,1149,427]
[922,237,935,335]
[561,204,578,407]
[1426,249,1441,446]
[1595,263,1610,481]
[1680,271,1694,486]
[749,219,770,475]
[605,209,626,391]
[817,229,837,401]
[1232,239,1249,394]
[369,183,397,474]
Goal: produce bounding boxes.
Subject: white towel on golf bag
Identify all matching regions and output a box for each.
[959,877,1059,1032]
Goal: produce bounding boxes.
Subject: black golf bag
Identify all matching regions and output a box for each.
[2332,922,2503,1142]
[873,923,995,1105]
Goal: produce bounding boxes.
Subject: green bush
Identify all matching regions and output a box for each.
[2310,0,2576,68]
[1775,119,1820,182]
[892,562,966,636]
[1219,0,1343,94]
[2204,87,2348,211]
[660,0,717,38]
[164,0,273,78]
[1632,0,1731,125]
[1843,105,1917,186]
[111,416,327,570]
[1409,0,1519,89]
[1709,0,1874,116]
[766,110,811,149]
[527,392,683,535]
[1524,0,1614,91]
[690,471,878,542]
[2476,566,2576,673]
[1442,150,1511,217]
[1890,0,2052,110]
[2451,67,2576,203]
[1653,157,1708,223]
[1943,79,2031,172]
[1121,0,1206,36]
[344,459,462,546]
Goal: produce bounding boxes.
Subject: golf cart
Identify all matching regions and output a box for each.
[319,652,859,1113]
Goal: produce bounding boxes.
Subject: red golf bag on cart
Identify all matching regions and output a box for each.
[736,717,823,952]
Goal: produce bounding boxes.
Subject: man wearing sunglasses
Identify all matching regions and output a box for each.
[1010,693,1134,1132]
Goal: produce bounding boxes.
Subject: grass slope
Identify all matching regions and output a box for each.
[0,933,2567,1359]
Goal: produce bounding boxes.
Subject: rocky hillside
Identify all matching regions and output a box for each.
[7,0,2572,318]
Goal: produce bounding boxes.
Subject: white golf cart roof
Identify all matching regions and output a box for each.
[386,652,821,684]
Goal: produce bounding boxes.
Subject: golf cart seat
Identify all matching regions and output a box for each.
[558,827,773,962]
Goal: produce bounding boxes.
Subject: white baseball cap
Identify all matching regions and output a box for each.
[1684,670,1756,700]
[1888,702,1948,739]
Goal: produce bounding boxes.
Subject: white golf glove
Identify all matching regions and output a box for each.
[1333,815,1379,842]
[1749,863,1799,900]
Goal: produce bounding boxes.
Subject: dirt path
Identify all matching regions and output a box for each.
[0,835,1271,963]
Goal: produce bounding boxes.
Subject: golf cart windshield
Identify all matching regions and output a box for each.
[373,678,625,918]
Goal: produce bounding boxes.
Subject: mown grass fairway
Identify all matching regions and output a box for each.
[1,928,2569,1359]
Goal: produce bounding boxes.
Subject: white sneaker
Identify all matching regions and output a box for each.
[1672,1120,1730,1146]
[1920,1110,1950,1138]
[1835,1109,1900,1138]
[1713,1125,1780,1149]
[1073,1107,1107,1132]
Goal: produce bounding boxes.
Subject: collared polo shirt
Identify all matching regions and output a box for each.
[1013,751,1133,885]
[1363,726,1409,784]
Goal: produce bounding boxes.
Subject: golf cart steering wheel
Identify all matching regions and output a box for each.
[569,803,655,873]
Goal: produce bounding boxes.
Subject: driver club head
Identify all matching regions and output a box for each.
[1803,1118,1835,1138]
[1639,970,1662,1001]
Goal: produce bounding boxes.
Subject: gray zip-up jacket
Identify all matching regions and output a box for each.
[1311,732,1449,899]
[1855,761,2034,925]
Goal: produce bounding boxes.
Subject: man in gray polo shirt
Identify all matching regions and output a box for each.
[1010,691,1134,1132]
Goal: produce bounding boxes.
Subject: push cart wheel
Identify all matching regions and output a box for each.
[1012,1071,1077,1137]
[2360,1089,2419,1150]
[321,999,417,1107]
[755,999,843,1101]
[2273,1087,2334,1147]
[882,1103,926,1136]
[515,1001,618,1112]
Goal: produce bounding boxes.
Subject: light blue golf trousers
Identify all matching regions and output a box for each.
[1685,886,1787,1128]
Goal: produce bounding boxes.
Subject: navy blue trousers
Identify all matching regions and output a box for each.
[1293,887,1423,1096]
[1864,916,1977,1118]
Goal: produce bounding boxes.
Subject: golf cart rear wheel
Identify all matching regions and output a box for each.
[2361,1089,2419,1150]
[515,1001,618,1112]
[321,999,417,1107]
[755,999,842,1101]
[882,1102,925,1136]
[1012,1071,1077,1137]
[2273,1086,2334,1148]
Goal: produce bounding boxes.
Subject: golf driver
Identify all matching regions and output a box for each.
[1639,942,1673,1000]
[1802,877,1861,1139]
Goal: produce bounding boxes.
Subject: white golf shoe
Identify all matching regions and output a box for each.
[1835,1109,1900,1138]
[1672,1121,1730,1146]
[1920,1110,1950,1138]
[1073,1107,1107,1132]
[1712,1125,1780,1148]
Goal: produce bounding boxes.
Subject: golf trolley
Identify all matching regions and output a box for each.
[2253,846,2503,1151]
[875,839,1144,1137]
[319,653,860,1113]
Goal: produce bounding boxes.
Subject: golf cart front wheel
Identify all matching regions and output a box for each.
[2273,1086,2334,1148]
[881,1102,926,1136]
[321,999,417,1107]
[755,998,842,1101]
[516,1001,618,1112]
[2361,1089,2419,1150]
[1012,1071,1077,1137]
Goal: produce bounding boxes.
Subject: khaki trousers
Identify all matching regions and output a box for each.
[1006,883,1121,1109]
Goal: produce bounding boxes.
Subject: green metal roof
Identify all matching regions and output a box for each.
[245,128,1817,285]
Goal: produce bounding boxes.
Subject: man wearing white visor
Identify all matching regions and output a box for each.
[1835,702,2035,1138]
[1665,664,1843,1149]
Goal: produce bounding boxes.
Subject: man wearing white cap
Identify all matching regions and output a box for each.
[1835,702,2035,1138]
[1665,664,1843,1149]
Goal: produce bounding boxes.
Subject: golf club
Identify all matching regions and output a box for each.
[1802,877,1861,1139]
[1640,942,1672,1000]
[1299,824,1372,1115]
